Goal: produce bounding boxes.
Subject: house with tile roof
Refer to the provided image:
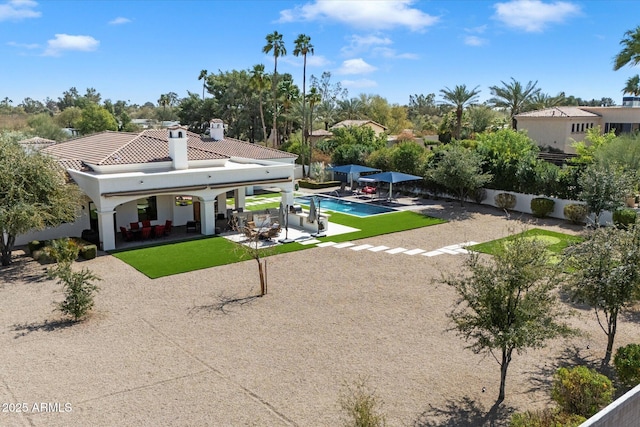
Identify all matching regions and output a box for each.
[330,120,387,137]
[22,120,297,251]
[515,99,640,153]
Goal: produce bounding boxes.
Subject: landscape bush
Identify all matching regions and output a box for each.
[339,376,386,427]
[614,344,640,387]
[551,366,613,418]
[531,197,555,218]
[51,265,100,321]
[612,208,638,229]
[494,192,517,210]
[509,408,585,427]
[563,204,589,224]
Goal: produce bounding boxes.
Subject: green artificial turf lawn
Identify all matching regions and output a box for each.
[468,228,582,257]
[111,209,445,279]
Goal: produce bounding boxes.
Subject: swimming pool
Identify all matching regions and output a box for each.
[294,195,396,217]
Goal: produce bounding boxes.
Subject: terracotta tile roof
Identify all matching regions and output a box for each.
[331,119,387,130]
[198,137,297,160]
[42,129,295,171]
[516,107,600,118]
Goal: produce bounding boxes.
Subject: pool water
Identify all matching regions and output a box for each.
[294,195,396,217]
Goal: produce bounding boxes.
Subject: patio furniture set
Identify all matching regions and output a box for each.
[120,220,172,242]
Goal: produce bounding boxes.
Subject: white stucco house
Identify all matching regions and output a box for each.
[515,97,640,153]
[19,119,297,251]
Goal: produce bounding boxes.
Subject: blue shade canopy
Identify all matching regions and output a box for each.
[327,164,381,175]
[364,171,423,184]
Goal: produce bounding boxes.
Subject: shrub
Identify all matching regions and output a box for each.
[45,238,80,264]
[495,192,517,210]
[613,208,638,229]
[27,240,45,255]
[472,187,487,204]
[564,204,589,224]
[531,197,555,218]
[551,366,614,418]
[614,344,640,387]
[50,264,100,321]
[339,376,386,427]
[510,408,585,427]
[79,244,97,260]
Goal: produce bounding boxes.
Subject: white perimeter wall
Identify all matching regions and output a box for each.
[15,202,91,247]
[580,384,640,427]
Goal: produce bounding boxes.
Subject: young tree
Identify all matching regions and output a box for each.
[428,144,492,205]
[263,31,286,147]
[563,225,640,366]
[439,84,480,140]
[444,231,571,402]
[0,136,81,266]
[488,78,540,129]
[577,164,633,227]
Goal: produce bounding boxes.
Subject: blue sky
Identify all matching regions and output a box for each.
[1,0,639,107]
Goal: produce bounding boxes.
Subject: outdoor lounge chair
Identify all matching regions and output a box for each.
[120,226,134,242]
[259,223,281,240]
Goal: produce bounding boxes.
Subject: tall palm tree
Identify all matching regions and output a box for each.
[614,26,640,71]
[337,97,364,120]
[529,92,566,110]
[623,74,640,96]
[277,78,299,140]
[198,69,208,100]
[488,78,540,129]
[306,87,322,173]
[439,84,480,140]
[293,34,314,176]
[158,94,170,123]
[249,64,270,144]
[317,99,337,130]
[262,31,287,147]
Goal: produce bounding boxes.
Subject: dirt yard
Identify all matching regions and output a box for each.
[0,201,636,426]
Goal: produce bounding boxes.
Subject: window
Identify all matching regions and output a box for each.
[581,123,585,132]
[571,123,575,133]
[137,196,157,222]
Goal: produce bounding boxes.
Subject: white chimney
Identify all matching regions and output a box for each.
[168,125,188,170]
[210,119,224,141]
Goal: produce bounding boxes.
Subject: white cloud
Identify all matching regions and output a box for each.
[466,25,488,34]
[372,46,418,59]
[341,78,378,89]
[109,16,131,25]
[493,0,580,32]
[278,0,439,31]
[341,34,392,56]
[0,0,40,21]
[281,54,331,68]
[337,58,377,75]
[7,40,39,49]
[464,36,487,46]
[43,34,99,57]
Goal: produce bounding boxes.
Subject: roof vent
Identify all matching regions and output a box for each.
[168,125,189,170]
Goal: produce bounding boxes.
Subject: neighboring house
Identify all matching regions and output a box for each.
[308,129,333,146]
[20,119,297,251]
[17,136,57,153]
[330,120,388,137]
[515,97,640,153]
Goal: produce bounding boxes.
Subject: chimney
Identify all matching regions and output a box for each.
[210,119,224,141]
[168,125,188,170]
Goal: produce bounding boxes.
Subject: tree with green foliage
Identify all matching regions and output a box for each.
[571,125,616,165]
[577,164,633,227]
[444,231,571,402]
[27,113,68,141]
[563,225,640,366]
[293,33,314,175]
[614,344,640,387]
[614,26,640,71]
[198,69,208,99]
[54,106,82,129]
[390,141,427,177]
[594,132,640,174]
[76,104,118,135]
[324,126,386,165]
[475,128,541,193]
[488,78,540,129]
[263,30,286,146]
[551,366,613,418]
[623,74,640,96]
[439,84,480,140]
[0,136,81,266]
[428,143,491,205]
[250,64,270,144]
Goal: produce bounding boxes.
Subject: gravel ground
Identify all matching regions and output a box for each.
[0,200,637,427]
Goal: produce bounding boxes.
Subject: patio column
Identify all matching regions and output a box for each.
[201,197,216,236]
[97,209,116,251]
[281,190,294,208]
[235,189,246,211]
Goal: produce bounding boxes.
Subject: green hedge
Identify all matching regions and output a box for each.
[531,197,555,218]
[564,204,588,224]
[297,180,341,189]
[613,208,638,229]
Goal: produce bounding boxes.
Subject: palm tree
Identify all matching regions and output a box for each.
[277,78,299,140]
[623,74,640,96]
[439,84,481,140]
[317,99,337,130]
[529,92,567,110]
[337,97,364,120]
[293,34,314,176]
[198,69,208,100]
[614,26,640,70]
[306,87,322,173]
[158,93,170,123]
[488,78,540,129]
[249,64,270,143]
[262,31,287,147]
